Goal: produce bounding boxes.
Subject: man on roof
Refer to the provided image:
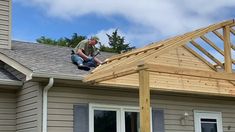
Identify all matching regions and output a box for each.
[71,36,102,71]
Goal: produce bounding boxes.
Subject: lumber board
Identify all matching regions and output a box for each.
[183,45,216,70]
[212,30,224,41]
[200,35,224,56]
[223,26,233,73]
[139,70,150,132]
[145,63,235,81]
[190,40,224,68]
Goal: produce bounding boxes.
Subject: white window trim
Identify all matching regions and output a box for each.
[89,103,152,132]
[194,110,223,132]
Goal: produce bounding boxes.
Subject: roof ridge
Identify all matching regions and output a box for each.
[105,19,234,63]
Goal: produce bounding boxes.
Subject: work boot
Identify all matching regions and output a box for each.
[77,64,90,71]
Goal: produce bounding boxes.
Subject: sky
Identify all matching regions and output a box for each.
[12,0,235,48]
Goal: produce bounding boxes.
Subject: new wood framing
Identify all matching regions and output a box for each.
[84,19,235,132]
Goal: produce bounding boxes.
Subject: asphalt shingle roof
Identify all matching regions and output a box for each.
[0,40,116,76]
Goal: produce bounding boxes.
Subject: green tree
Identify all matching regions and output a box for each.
[36,33,86,48]
[65,33,86,48]
[103,29,135,53]
[36,36,57,45]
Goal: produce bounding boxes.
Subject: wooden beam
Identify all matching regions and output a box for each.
[190,40,224,68]
[145,64,235,81]
[183,45,216,70]
[223,26,233,73]
[139,69,151,132]
[230,28,235,36]
[84,66,138,83]
[200,35,224,56]
[231,44,235,50]
[212,30,224,41]
[213,29,235,50]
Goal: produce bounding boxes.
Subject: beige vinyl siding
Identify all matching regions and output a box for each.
[0,0,11,49]
[48,86,235,132]
[0,89,16,132]
[16,82,42,132]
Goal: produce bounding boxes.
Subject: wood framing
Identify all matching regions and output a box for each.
[85,19,235,92]
[139,69,150,132]
[200,35,224,56]
[183,45,217,70]
[190,40,224,68]
[223,26,232,73]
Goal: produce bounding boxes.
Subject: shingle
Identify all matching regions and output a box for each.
[0,40,116,76]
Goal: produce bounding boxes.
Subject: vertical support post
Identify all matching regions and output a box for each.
[223,26,232,73]
[139,69,150,132]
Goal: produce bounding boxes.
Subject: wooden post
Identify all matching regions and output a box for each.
[223,26,232,73]
[139,69,150,132]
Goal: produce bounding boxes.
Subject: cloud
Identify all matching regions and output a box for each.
[15,0,235,45]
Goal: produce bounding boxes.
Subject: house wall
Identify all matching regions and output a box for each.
[16,81,42,132]
[0,0,11,49]
[47,86,235,132]
[0,89,16,132]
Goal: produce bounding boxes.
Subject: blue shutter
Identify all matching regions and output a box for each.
[74,104,89,132]
[152,109,165,132]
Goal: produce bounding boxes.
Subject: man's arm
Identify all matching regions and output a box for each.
[94,57,103,65]
[76,49,90,61]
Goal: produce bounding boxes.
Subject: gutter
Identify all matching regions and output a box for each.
[0,79,22,86]
[42,77,54,132]
[33,72,84,81]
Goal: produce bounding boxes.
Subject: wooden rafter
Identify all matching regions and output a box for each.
[212,30,224,41]
[85,20,235,82]
[190,40,224,68]
[213,29,235,50]
[230,27,235,36]
[183,45,217,70]
[200,35,224,56]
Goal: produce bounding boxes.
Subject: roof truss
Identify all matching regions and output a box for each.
[85,19,235,83]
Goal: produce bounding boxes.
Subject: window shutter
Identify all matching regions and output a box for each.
[74,104,89,132]
[152,109,165,132]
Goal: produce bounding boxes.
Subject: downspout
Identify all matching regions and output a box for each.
[43,77,54,132]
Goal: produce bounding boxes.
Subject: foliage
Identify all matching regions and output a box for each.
[36,33,86,48]
[100,29,135,53]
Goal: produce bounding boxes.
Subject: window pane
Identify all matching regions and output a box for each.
[94,110,116,132]
[201,123,217,132]
[125,112,140,132]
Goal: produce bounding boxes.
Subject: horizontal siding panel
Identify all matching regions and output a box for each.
[0,126,15,131]
[0,90,16,132]
[16,114,37,124]
[16,81,42,132]
[0,0,9,6]
[48,121,73,127]
[16,128,37,132]
[0,20,8,25]
[48,87,235,132]
[16,121,37,130]
[48,127,73,132]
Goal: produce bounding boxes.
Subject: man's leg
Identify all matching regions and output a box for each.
[85,58,97,67]
[71,55,90,71]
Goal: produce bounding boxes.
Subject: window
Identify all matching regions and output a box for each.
[89,104,144,132]
[194,111,223,132]
[74,104,164,132]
